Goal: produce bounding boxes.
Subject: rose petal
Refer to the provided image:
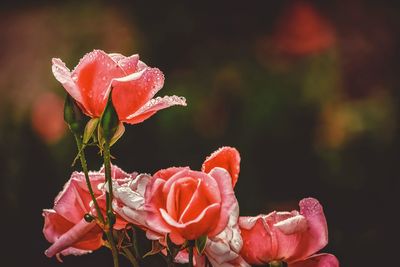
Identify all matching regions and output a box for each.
[116,54,140,74]
[43,209,74,243]
[51,58,84,106]
[53,179,92,223]
[287,198,328,262]
[112,67,165,121]
[72,50,126,117]
[166,177,198,221]
[122,95,187,124]
[154,167,189,181]
[160,202,221,240]
[179,178,218,224]
[44,218,101,258]
[205,203,244,266]
[274,214,307,235]
[239,216,274,265]
[202,147,241,187]
[207,167,238,237]
[145,178,174,235]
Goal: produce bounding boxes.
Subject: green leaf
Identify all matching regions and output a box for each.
[166,234,180,259]
[195,235,207,255]
[83,118,99,144]
[143,240,164,258]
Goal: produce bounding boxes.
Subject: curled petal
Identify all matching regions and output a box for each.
[287,198,328,262]
[44,218,102,258]
[52,58,84,106]
[112,67,165,121]
[202,147,241,187]
[43,209,73,244]
[122,95,187,124]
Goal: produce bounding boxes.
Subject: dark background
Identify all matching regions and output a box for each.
[1,0,399,266]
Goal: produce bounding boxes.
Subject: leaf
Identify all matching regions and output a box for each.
[83,118,99,144]
[195,235,207,255]
[143,240,164,258]
[166,234,180,259]
[110,122,125,147]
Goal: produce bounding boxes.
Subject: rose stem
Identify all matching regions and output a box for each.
[122,247,139,267]
[103,140,119,267]
[74,135,104,224]
[188,242,194,267]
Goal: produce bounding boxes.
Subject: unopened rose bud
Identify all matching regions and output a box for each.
[100,92,119,143]
[64,95,85,135]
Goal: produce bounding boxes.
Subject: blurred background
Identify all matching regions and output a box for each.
[1,0,399,266]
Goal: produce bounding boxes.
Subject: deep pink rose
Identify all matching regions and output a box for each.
[52,49,186,124]
[43,165,133,259]
[144,147,240,245]
[239,198,339,267]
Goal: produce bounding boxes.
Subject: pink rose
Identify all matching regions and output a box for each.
[42,165,133,259]
[239,198,339,267]
[52,49,186,124]
[144,147,240,245]
[171,147,248,267]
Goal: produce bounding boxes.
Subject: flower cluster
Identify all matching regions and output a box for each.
[43,49,338,267]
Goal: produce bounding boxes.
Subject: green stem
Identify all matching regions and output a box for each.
[188,244,194,267]
[103,142,113,211]
[74,135,104,223]
[163,253,175,267]
[131,227,141,261]
[103,141,119,267]
[105,231,119,267]
[122,247,139,267]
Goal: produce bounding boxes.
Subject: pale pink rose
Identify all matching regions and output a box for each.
[239,198,339,267]
[111,173,151,230]
[43,165,133,259]
[201,203,250,267]
[52,49,186,124]
[144,147,240,245]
